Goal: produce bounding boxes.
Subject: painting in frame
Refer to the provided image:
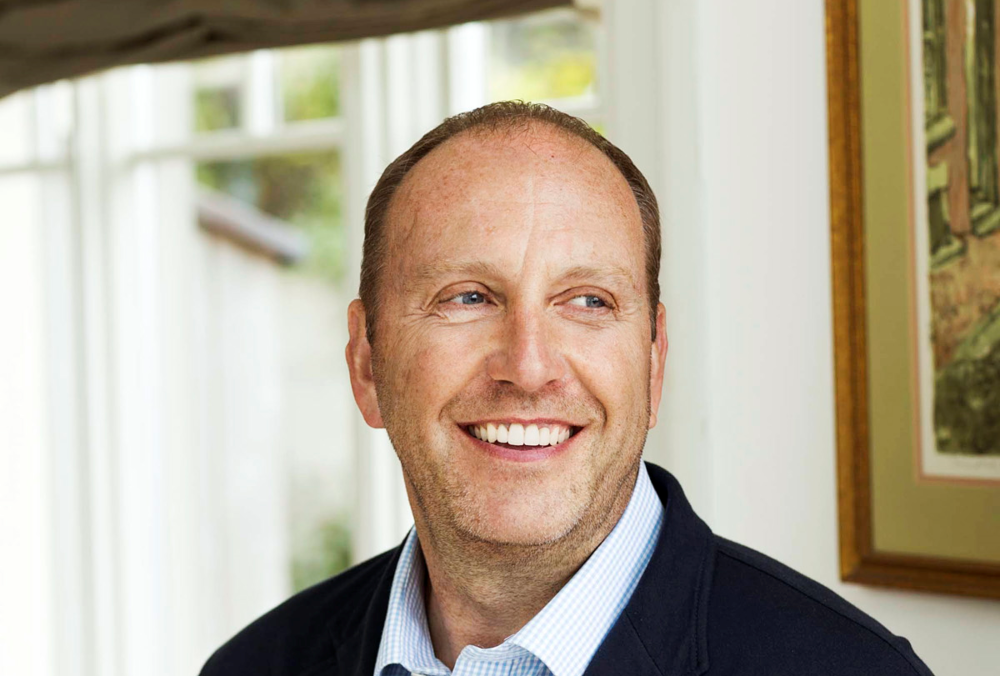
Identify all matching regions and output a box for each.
[827,0,1000,599]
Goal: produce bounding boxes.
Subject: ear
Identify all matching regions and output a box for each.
[346,299,385,429]
[647,303,668,429]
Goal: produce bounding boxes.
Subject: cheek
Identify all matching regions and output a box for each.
[384,322,486,416]
[563,326,649,412]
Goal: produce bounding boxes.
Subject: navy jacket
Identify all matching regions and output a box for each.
[200,462,934,675]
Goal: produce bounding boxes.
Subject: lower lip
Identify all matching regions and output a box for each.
[461,426,579,463]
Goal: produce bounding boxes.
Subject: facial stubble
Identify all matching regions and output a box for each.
[370,344,652,575]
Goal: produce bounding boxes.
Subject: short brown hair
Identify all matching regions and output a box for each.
[360,101,661,343]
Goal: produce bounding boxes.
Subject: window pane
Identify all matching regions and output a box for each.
[195,150,353,593]
[283,278,355,593]
[196,151,345,281]
[279,45,341,123]
[36,82,75,163]
[0,91,33,165]
[489,8,599,102]
[193,55,246,132]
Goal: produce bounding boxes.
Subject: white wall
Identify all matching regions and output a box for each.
[647,1,1000,674]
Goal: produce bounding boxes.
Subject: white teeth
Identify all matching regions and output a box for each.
[508,423,525,446]
[469,422,576,447]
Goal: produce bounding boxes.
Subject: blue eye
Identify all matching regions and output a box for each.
[569,295,607,309]
[455,291,486,305]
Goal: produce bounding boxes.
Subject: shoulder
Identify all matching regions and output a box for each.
[705,537,934,676]
[198,548,397,676]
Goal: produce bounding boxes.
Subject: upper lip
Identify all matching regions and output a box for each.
[457,417,584,428]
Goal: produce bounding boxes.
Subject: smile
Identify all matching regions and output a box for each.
[464,422,578,447]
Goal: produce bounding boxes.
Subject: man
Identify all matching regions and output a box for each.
[200,102,933,675]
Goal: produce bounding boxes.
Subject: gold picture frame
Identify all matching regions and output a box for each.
[827,0,1000,600]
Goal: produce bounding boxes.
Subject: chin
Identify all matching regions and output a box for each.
[451,480,586,546]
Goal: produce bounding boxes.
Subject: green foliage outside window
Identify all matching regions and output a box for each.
[280,45,341,123]
[194,87,241,133]
[291,513,354,591]
[490,13,598,102]
[197,151,345,281]
[192,55,245,133]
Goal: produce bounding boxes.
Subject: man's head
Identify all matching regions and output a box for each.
[346,101,668,550]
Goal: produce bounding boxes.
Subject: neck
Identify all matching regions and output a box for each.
[414,468,637,669]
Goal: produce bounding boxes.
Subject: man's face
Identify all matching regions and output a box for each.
[347,124,667,547]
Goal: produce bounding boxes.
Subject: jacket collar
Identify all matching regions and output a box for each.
[338,545,400,676]
[338,462,715,676]
[582,462,714,676]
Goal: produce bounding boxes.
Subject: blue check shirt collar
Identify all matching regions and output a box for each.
[373,463,664,676]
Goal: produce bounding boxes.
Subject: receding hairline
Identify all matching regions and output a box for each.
[384,119,636,232]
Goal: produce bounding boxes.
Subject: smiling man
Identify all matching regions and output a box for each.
[200,102,933,676]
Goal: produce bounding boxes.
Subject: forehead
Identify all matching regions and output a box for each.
[394,125,638,225]
[384,124,645,288]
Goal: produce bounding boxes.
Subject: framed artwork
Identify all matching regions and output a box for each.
[827,0,1000,599]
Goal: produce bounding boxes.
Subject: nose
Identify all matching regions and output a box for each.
[486,305,566,392]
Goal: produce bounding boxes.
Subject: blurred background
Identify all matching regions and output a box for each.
[1,1,997,675]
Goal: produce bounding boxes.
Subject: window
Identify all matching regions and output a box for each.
[0,2,667,674]
[188,50,353,600]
